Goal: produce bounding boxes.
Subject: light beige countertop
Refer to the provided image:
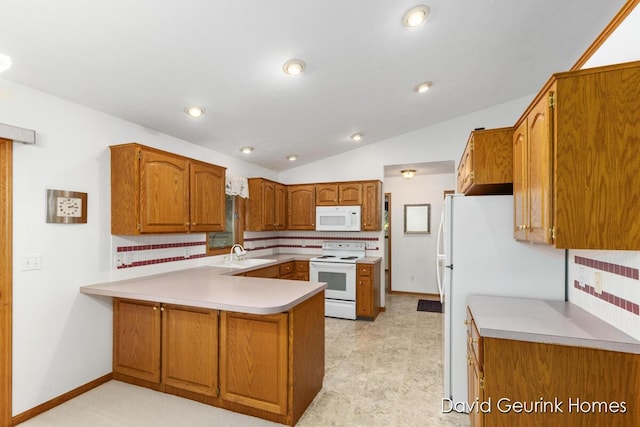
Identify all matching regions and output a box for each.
[468,295,640,354]
[81,254,326,315]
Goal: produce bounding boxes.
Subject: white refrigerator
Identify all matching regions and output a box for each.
[436,194,566,407]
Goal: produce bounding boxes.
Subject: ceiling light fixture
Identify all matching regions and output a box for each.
[287,155,298,161]
[413,81,432,93]
[239,146,254,154]
[0,53,12,73]
[184,106,205,118]
[282,59,306,76]
[403,5,430,27]
[401,169,416,179]
[350,132,363,141]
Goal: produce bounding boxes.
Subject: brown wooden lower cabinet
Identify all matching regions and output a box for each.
[162,304,218,397]
[112,291,324,425]
[113,299,161,384]
[219,311,288,415]
[466,306,640,427]
[356,261,381,320]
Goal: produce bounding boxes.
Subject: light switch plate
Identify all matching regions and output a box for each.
[21,254,42,271]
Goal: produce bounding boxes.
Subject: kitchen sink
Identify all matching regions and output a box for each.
[210,258,276,269]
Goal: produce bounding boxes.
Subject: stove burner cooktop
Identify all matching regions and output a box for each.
[310,241,366,264]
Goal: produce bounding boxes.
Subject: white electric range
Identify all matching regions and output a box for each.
[309,241,366,320]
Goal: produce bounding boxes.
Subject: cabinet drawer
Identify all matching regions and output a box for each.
[466,307,482,369]
[279,262,294,276]
[357,264,372,276]
[294,261,309,273]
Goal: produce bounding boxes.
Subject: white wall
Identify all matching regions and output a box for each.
[280,95,533,299]
[0,78,273,415]
[279,94,533,185]
[384,173,455,294]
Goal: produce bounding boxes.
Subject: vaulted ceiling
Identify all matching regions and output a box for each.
[0,0,627,171]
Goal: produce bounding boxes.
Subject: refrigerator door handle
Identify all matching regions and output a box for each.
[436,211,445,303]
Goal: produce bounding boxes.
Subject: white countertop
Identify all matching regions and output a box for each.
[467,295,640,354]
[80,256,326,315]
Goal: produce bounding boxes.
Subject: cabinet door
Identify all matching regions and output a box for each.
[162,305,219,396]
[288,185,316,230]
[512,122,528,241]
[220,311,288,415]
[139,149,190,233]
[527,92,554,244]
[339,183,362,205]
[262,181,277,230]
[315,184,339,205]
[274,183,287,230]
[190,161,226,232]
[293,261,309,281]
[356,275,373,318]
[113,299,161,383]
[356,264,373,318]
[361,181,381,231]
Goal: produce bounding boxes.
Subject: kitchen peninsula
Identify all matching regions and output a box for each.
[80,262,326,426]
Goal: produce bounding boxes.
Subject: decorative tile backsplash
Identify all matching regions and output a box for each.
[112,231,383,269]
[568,249,640,340]
[111,234,208,269]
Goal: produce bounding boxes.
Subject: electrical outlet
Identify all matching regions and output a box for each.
[578,267,586,285]
[594,272,603,293]
[114,254,125,267]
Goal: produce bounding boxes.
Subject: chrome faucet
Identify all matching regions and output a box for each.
[229,244,247,261]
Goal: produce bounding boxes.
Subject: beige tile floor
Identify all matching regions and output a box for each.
[20,293,470,427]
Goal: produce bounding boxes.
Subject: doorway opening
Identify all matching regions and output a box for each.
[384,193,391,292]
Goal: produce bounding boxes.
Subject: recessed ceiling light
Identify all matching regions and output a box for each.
[350,133,363,141]
[0,53,12,73]
[286,155,298,161]
[184,106,205,118]
[239,146,254,154]
[283,59,306,76]
[402,5,430,27]
[413,81,432,93]
[401,169,417,179]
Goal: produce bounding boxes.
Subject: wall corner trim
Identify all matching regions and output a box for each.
[0,123,36,144]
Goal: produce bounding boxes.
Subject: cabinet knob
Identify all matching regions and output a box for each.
[464,319,470,325]
[153,306,157,311]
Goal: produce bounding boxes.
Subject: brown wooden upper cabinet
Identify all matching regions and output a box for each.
[514,60,640,249]
[457,127,514,196]
[316,182,362,205]
[110,143,226,234]
[361,180,382,231]
[245,178,287,231]
[288,184,316,230]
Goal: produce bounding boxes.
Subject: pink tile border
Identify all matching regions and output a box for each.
[574,256,639,280]
[574,280,640,316]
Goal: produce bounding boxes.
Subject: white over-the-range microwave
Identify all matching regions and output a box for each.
[315,206,361,231]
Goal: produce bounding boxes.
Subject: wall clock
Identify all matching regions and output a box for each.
[46,189,88,224]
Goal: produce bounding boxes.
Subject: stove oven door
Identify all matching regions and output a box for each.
[309,261,356,301]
